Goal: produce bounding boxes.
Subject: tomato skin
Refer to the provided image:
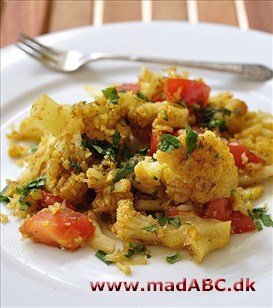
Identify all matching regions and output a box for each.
[165,78,210,109]
[19,208,95,250]
[228,142,264,168]
[148,132,159,156]
[202,198,256,234]
[116,83,140,94]
[41,191,75,211]
[167,207,180,217]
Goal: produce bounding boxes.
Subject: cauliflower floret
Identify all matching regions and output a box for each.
[112,200,231,262]
[85,210,116,253]
[152,104,189,134]
[134,157,165,186]
[92,179,133,214]
[156,130,238,204]
[232,186,263,215]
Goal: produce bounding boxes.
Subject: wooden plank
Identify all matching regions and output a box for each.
[245,0,273,33]
[103,0,141,23]
[198,0,238,26]
[1,0,50,47]
[49,0,93,32]
[152,0,188,20]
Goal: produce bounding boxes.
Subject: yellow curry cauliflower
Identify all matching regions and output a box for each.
[156,130,238,204]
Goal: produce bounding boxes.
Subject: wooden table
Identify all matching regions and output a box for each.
[1,0,272,47]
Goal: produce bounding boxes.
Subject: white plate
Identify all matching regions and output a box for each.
[1,22,273,307]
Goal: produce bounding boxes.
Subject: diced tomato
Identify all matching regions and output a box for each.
[228,142,264,168]
[19,208,95,250]
[167,207,180,217]
[116,83,140,94]
[202,198,256,234]
[41,191,75,211]
[148,131,159,156]
[165,78,210,110]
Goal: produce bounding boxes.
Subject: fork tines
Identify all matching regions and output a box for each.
[17,33,59,63]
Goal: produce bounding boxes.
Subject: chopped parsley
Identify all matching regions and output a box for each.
[136,90,148,101]
[30,143,39,153]
[102,87,119,104]
[142,224,158,232]
[95,250,113,265]
[125,241,151,258]
[248,207,273,230]
[185,125,198,159]
[15,175,46,211]
[158,134,181,154]
[0,195,9,203]
[157,215,168,226]
[166,251,181,264]
[157,215,181,228]
[111,160,138,192]
[81,131,121,161]
[168,217,181,228]
[255,221,263,231]
[69,161,83,173]
[137,147,149,156]
[124,249,135,258]
[196,107,231,132]
[0,186,10,203]
[121,143,133,161]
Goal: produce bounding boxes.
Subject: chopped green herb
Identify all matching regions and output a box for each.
[215,153,221,159]
[30,144,39,153]
[166,251,181,264]
[255,221,263,231]
[249,207,273,230]
[261,214,273,227]
[158,134,181,154]
[196,107,231,132]
[126,242,151,258]
[102,87,119,104]
[81,131,120,161]
[124,249,135,258]
[157,215,168,226]
[129,242,147,253]
[198,142,204,149]
[142,224,158,232]
[185,125,198,159]
[137,147,149,156]
[69,161,83,174]
[111,160,138,192]
[16,175,46,196]
[0,186,10,203]
[153,176,158,180]
[121,143,133,161]
[0,195,9,203]
[136,90,148,101]
[19,201,30,211]
[95,250,113,265]
[168,217,181,228]
[157,215,181,228]
[163,110,169,121]
[15,175,46,210]
[247,209,254,220]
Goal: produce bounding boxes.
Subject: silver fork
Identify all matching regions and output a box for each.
[17,33,273,81]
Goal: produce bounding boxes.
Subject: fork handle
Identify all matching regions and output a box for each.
[90,53,273,81]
